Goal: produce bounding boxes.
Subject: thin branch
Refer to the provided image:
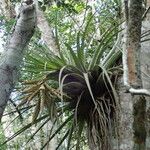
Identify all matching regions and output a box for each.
[142,6,150,19]
[9,99,23,119]
[128,88,150,96]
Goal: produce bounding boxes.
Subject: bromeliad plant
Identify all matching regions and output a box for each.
[2,6,122,150]
[24,24,121,149]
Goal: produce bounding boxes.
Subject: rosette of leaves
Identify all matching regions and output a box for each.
[45,33,121,149]
[2,13,122,150]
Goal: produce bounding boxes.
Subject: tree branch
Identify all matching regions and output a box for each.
[0,0,36,120]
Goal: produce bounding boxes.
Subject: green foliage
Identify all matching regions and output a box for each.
[0,124,7,150]
[1,0,122,149]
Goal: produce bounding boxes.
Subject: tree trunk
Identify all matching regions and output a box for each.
[119,0,147,149]
[37,9,59,55]
[141,0,150,149]
[118,80,134,150]
[0,1,36,120]
[0,0,15,19]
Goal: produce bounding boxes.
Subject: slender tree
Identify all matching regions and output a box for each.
[0,0,36,120]
[120,0,150,149]
[141,0,150,149]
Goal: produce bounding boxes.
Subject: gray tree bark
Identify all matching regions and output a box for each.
[119,0,147,149]
[37,9,59,55]
[141,0,150,149]
[0,1,36,120]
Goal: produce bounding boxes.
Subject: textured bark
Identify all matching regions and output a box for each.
[118,78,134,150]
[0,1,36,120]
[126,0,143,87]
[37,10,59,55]
[0,0,15,18]
[126,1,147,149]
[141,0,150,149]
[120,0,147,149]
[133,96,146,149]
[118,83,146,150]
